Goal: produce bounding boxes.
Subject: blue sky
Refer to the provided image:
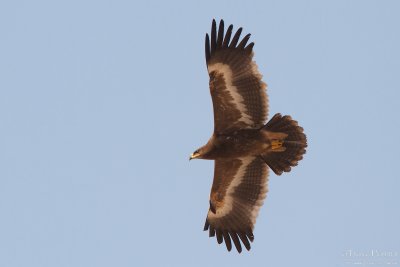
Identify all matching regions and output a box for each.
[0,0,399,266]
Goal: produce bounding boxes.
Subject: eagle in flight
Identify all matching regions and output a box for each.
[190,19,307,253]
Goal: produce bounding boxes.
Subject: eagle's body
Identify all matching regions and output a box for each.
[199,130,267,160]
[190,20,307,253]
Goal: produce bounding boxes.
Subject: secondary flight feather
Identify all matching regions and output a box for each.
[190,19,307,253]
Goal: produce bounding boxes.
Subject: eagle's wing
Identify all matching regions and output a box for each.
[204,156,268,252]
[206,20,268,134]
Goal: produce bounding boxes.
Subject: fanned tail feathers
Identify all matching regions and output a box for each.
[261,113,307,175]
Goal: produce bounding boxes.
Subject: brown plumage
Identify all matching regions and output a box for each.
[190,19,307,253]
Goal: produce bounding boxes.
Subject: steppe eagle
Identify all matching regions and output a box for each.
[190,19,307,253]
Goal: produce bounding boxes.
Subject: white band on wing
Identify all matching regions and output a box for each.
[207,157,268,227]
[208,63,254,126]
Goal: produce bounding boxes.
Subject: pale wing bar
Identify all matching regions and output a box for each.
[205,19,268,134]
[204,156,269,252]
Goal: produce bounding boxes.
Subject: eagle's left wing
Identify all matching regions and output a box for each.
[204,156,269,252]
[206,19,268,134]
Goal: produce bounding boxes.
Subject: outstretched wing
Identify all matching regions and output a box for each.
[206,19,268,134]
[204,156,269,252]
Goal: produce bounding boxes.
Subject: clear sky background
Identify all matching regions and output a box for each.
[1,0,399,266]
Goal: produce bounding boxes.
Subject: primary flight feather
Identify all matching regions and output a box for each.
[190,19,307,253]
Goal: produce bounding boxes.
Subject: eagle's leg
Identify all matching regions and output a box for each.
[270,139,285,151]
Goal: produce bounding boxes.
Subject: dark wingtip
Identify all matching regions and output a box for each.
[206,20,256,64]
[206,225,255,252]
[205,34,210,63]
[222,24,234,47]
[245,42,255,53]
[230,232,243,253]
[211,18,217,31]
[216,20,224,48]
[229,27,243,48]
[247,229,254,242]
[223,231,232,252]
[238,33,251,49]
[209,226,216,237]
[204,219,210,231]
[211,19,217,54]
[238,232,251,251]
[216,229,223,244]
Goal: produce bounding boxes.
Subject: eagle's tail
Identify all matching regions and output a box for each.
[260,113,307,175]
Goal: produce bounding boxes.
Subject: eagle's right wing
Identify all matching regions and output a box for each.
[204,156,269,252]
[206,19,268,134]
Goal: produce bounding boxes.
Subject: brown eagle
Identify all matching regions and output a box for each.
[190,19,307,253]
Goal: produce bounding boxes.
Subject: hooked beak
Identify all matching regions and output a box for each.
[189,152,200,161]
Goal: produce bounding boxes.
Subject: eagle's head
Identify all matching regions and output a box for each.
[189,148,202,160]
[190,144,213,160]
[190,137,217,160]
